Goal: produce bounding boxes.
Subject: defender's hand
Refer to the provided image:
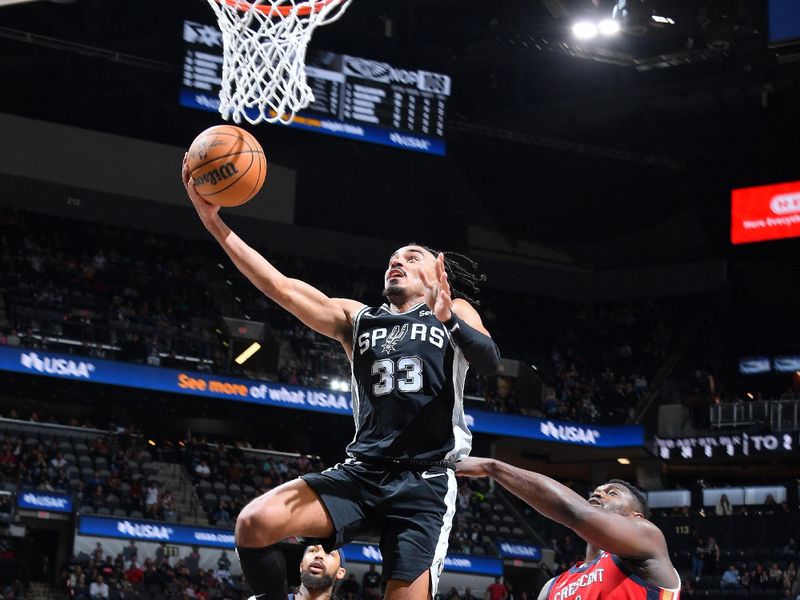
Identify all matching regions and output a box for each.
[182,153,221,227]
[456,456,495,478]
[419,253,453,323]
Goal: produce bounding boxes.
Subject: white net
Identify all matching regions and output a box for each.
[207,0,352,125]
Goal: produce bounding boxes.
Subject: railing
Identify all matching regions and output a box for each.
[710,398,800,431]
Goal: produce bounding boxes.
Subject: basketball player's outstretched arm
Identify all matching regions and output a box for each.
[456,458,668,561]
[182,158,364,350]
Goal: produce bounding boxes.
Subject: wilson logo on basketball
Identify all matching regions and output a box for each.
[196,162,239,186]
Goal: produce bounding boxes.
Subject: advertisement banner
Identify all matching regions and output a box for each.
[17,491,73,513]
[77,516,503,575]
[497,542,542,561]
[339,542,503,576]
[78,515,235,549]
[731,180,800,244]
[654,432,800,461]
[0,346,644,448]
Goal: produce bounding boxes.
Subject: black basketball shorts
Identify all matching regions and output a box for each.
[300,457,457,595]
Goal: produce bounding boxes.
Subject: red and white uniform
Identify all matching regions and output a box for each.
[546,552,680,600]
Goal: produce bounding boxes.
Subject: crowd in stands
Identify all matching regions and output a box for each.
[63,541,247,600]
[0,208,702,424]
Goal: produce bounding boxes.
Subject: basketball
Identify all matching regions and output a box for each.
[186,125,267,207]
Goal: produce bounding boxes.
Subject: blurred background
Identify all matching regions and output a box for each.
[0,0,798,599]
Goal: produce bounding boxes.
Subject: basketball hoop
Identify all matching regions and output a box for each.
[207,0,352,125]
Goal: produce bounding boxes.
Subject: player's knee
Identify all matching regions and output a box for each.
[235,498,286,547]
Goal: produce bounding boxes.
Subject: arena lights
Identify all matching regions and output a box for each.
[651,15,675,25]
[234,342,261,365]
[617,457,631,465]
[572,18,621,40]
[329,379,350,392]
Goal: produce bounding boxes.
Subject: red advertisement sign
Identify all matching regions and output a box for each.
[732,180,800,244]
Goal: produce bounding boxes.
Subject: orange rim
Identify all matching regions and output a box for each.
[219,0,341,17]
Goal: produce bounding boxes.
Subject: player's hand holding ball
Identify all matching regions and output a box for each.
[419,253,453,322]
[182,125,267,227]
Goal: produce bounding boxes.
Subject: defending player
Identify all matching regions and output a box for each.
[456,458,680,600]
[290,545,346,600]
[182,158,500,600]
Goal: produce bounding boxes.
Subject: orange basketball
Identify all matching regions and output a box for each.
[186,125,267,207]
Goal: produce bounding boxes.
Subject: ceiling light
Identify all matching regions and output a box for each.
[617,457,631,465]
[572,21,598,40]
[651,15,675,25]
[235,342,261,365]
[598,19,621,36]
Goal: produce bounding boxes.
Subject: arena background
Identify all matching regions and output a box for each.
[0,0,798,599]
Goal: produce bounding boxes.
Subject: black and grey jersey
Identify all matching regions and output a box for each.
[346,302,472,461]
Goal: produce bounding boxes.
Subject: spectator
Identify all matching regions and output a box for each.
[486,576,507,600]
[706,537,720,575]
[720,565,741,590]
[122,542,138,566]
[338,573,360,598]
[782,539,798,561]
[194,460,211,479]
[217,551,231,573]
[89,576,109,600]
[715,493,733,516]
[691,538,705,580]
[124,561,143,587]
[769,563,784,588]
[361,564,380,599]
[144,482,159,516]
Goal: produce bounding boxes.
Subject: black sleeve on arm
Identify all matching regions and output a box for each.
[444,314,500,375]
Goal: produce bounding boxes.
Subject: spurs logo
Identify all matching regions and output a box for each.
[381,324,408,355]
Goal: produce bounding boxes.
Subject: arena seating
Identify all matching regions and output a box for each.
[0,208,710,424]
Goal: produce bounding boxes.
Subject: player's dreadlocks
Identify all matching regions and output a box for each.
[417,244,487,307]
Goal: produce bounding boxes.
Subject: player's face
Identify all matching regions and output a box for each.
[299,545,345,590]
[383,245,437,300]
[588,483,642,518]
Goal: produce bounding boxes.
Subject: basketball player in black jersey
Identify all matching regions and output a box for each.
[182,158,500,600]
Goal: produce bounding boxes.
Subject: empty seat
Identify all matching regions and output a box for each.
[63,453,77,466]
[130,510,144,519]
[97,507,112,516]
[498,526,511,535]
[113,508,127,517]
[219,494,232,504]
[502,515,515,524]
[197,480,212,493]
[105,495,120,510]
[213,481,227,494]
[78,455,93,468]
[80,505,94,515]
[94,457,109,469]
[228,484,242,498]
[58,441,73,452]
[74,443,89,454]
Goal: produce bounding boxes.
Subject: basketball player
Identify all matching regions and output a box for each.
[456,458,680,600]
[181,158,500,600]
[290,545,346,600]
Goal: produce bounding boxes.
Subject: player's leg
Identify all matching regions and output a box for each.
[380,468,458,600]
[236,478,332,546]
[235,478,332,600]
[385,572,431,600]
